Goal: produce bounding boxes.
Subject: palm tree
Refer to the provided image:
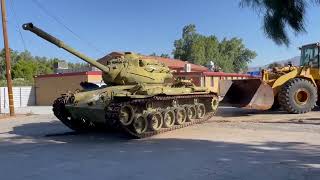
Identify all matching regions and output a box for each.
[240,0,320,46]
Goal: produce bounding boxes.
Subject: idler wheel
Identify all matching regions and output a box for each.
[133,114,148,134]
[53,97,92,132]
[175,108,187,125]
[211,96,219,113]
[119,105,134,126]
[185,105,196,122]
[162,110,175,128]
[148,112,163,131]
[196,104,206,119]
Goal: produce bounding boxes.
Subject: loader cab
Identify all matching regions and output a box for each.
[300,43,320,68]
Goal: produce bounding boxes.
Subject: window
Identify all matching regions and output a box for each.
[300,46,319,67]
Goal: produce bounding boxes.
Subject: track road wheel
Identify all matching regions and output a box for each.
[119,105,134,126]
[196,104,206,119]
[148,112,163,131]
[175,108,187,125]
[185,105,196,122]
[132,114,148,134]
[162,110,175,128]
[278,78,317,114]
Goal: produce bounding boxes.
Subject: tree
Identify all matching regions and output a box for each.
[173,24,198,61]
[0,48,89,85]
[149,52,157,56]
[149,53,171,58]
[12,60,37,81]
[240,0,320,46]
[228,38,257,73]
[160,54,170,58]
[0,49,19,80]
[173,24,256,72]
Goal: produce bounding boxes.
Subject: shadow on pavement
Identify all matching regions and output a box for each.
[0,121,319,180]
[216,107,286,117]
[4,120,130,142]
[257,118,320,126]
[217,106,320,118]
[214,107,320,125]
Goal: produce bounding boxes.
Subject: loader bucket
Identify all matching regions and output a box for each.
[219,79,274,110]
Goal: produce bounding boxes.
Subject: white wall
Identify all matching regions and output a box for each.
[0,86,35,113]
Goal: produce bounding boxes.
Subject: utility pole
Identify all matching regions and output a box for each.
[1,0,14,116]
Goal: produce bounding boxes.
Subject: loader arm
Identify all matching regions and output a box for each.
[271,69,299,96]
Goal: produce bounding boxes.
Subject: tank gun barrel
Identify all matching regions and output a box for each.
[22,23,109,73]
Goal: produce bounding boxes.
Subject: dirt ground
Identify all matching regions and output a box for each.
[0,107,319,180]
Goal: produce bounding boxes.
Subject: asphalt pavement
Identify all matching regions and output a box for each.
[0,107,319,180]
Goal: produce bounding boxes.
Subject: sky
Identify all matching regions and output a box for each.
[1,0,320,67]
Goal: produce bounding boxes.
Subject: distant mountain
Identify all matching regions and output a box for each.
[248,56,300,72]
[275,56,300,66]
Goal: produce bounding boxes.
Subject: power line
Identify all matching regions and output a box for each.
[8,0,27,51]
[31,0,104,55]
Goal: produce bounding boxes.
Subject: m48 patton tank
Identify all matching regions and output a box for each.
[23,23,219,138]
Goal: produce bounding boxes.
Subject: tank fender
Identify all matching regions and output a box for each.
[296,75,317,87]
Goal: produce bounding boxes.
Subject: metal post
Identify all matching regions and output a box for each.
[1,0,14,116]
[0,88,2,113]
[19,87,21,107]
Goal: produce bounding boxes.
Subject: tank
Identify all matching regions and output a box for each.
[23,23,219,138]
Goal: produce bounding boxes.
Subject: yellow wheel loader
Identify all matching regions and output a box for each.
[220,42,320,114]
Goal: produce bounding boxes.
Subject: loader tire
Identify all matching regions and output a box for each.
[278,78,317,114]
[270,95,280,111]
[316,95,320,107]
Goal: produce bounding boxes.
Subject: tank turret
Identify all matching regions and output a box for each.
[22,23,173,85]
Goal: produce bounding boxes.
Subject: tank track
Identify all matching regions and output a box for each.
[53,94,217,138]
[105,94,217,138]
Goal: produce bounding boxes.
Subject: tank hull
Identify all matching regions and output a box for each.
[53,84,219,138]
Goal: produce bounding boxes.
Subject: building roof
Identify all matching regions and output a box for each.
[174,71,254,78]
